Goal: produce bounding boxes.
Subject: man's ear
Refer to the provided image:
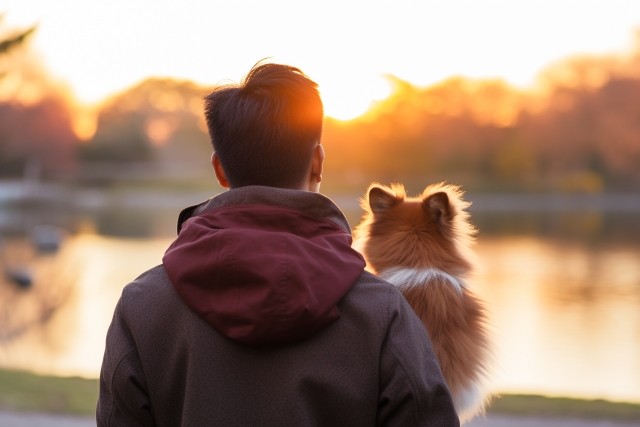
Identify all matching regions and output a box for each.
[211,153,230,188]
[305,144,325,192]
[312,144,324,182]
[368,184,397,214]
[423,192,451,224]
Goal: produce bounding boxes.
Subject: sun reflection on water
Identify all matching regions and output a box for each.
[474,237,640,402]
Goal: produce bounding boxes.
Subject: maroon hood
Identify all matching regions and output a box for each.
[163,188,365,345]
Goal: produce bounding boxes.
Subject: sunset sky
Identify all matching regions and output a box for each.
[3,0,640,119]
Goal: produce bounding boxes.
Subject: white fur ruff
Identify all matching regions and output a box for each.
[379,267,465,295]
[455,381,485,423]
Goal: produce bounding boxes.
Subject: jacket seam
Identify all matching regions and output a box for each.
[107,348,137,426]
[381,285,425,426]
[384,343,422,427]
[383,285,391,345]
[116,288,153,424]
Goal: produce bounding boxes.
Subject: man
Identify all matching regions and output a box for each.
[97,62,459,427]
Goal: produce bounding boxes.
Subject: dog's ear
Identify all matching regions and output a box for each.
[423,192,452,224]
[368,184,398,214]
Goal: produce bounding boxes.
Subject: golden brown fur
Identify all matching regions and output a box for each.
[353,183,492,422]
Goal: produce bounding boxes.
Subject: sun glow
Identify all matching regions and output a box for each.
[3,0,640,125]
[319,74,393,121]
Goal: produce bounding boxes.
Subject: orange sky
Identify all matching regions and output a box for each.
[3,0,640,119]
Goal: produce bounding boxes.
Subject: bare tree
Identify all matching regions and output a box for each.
[0,13,36,56]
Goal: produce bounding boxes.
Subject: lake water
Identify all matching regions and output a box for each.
[0,194,639,403]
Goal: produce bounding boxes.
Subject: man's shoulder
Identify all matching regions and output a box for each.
[338,270,408,325]
[121,267,405,307]
[118,264,191,326]
[348,270,401,299]
[117,264,411,344]
[122,266,401,308]
[122,265,171,299]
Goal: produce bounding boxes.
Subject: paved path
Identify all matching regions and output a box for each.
[467,414,640,427]
[1,411,640,426]
[0,411,94,427]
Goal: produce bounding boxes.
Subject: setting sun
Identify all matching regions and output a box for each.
[319,74,392,121]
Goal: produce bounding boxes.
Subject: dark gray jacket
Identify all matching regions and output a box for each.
[97,187,459,427]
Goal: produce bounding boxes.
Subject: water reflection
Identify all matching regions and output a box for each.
[0,230,172,377]
[0,237,78,343]
[475,237,640,402]
[0,208,638,403]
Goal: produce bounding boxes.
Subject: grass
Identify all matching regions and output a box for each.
[487,393,640,422]
[0,368,639,421]
[0,369,98,416]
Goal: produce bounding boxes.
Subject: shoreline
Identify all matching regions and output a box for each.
[2,181,640,213]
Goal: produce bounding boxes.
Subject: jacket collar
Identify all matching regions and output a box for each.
[177,186,352,235]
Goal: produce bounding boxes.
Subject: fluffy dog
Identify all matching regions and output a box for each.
[353,183,492,422]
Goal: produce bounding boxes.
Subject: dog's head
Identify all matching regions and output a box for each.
[354,182,478,276]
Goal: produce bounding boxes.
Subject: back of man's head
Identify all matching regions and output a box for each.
[204,62,324,189]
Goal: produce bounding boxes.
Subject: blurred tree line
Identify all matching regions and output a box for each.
[74,78,212,186]
[0,16,76,178]
[0,27,639,192]
[322,42,640,192]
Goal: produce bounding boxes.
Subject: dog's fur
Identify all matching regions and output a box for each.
[353,183,492,422]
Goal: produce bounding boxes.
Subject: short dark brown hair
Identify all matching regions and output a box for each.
[204,62,323,188]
